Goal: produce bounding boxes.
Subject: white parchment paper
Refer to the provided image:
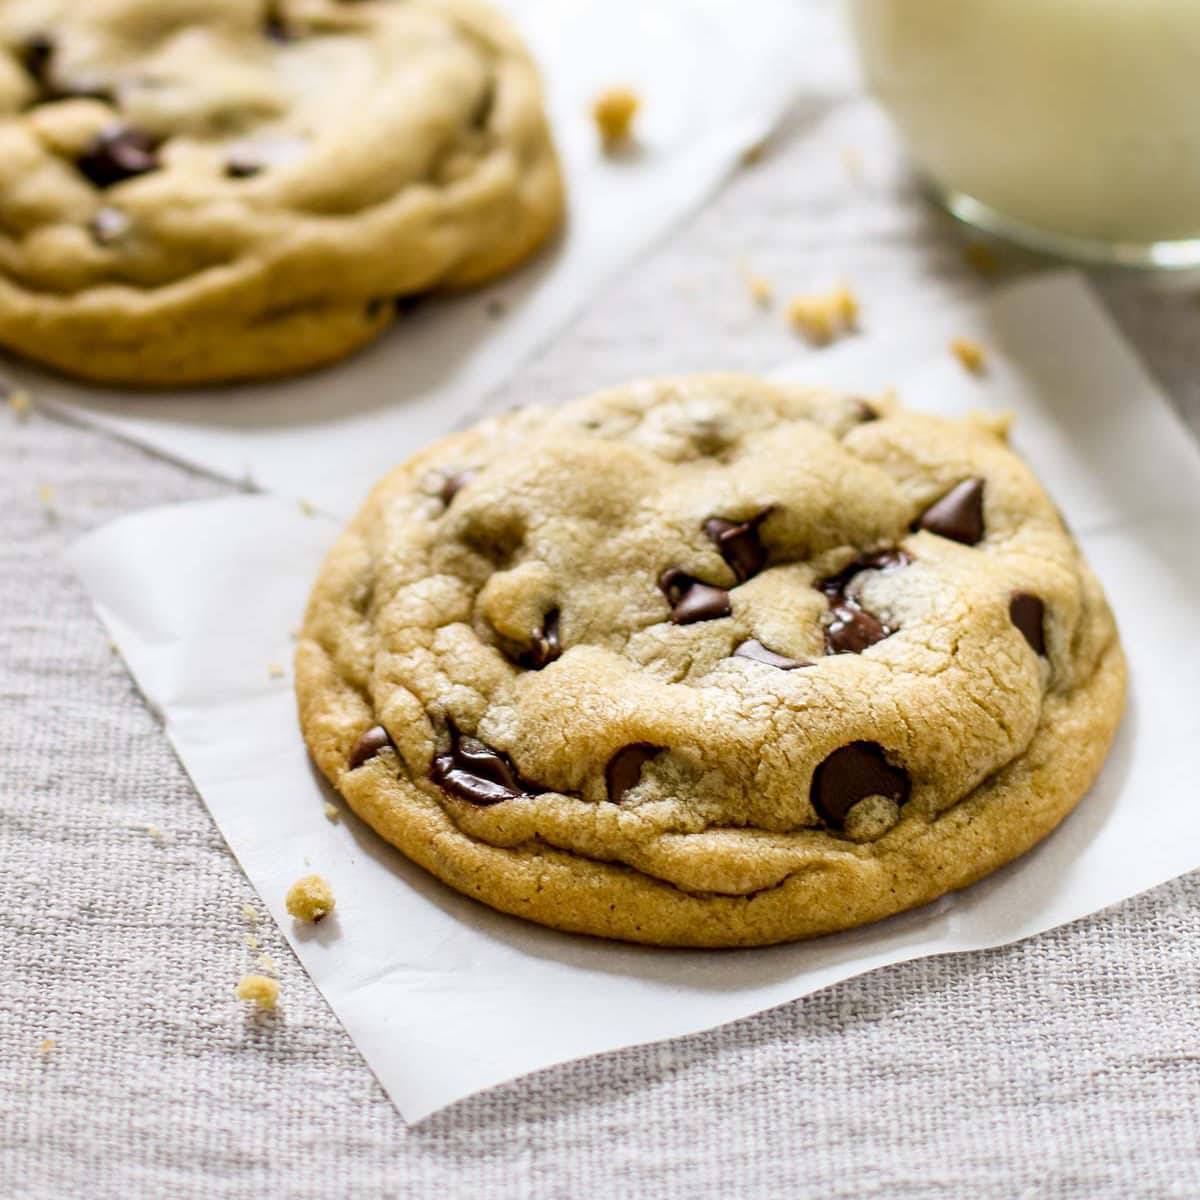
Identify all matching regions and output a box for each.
[69,273,1200,1122]
[19,0,826,517]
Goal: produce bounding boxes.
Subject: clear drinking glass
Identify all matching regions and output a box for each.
[848,0,1200,268]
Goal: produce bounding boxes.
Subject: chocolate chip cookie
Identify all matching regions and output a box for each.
[296,375,1126,947]
[0,1,563,385]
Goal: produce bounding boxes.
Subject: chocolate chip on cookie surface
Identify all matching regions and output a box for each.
[0,0,563,385]
[296,375,1126,947]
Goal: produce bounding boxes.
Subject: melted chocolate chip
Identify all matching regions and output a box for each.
[348,725,392,769]
[811,741,910,831]
[605,743,662,803]
[852,398,878,423]
[916,478,985,545]
[733,639,810,670]
[659,569,731,624]
[519,609,561,670]
[703,507,772,582]
[88,206,130,246]
[1009,592,1046,656]
[440,468,478,506]
[818,550,910,655]
[76,126,160,189]
[431,728,534,806]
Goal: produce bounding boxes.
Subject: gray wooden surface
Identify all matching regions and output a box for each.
[4,88,1200,1200]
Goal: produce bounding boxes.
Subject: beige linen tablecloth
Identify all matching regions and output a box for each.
[4,37,1200,1200]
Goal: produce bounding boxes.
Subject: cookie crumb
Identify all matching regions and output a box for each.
[257,953,279,976]
[243,932,259,949]
[786,284,859,346]
[235,974,279,1010]
[241,904,259,924]
[285,874,335,923]
[143,824,164,843]
[38,1037,55,1055]
[267,662,285,680]
[950,337,987,375]
[963,242,1001,276]
[741,139,769,166]
[36,483,55,507]
[740,263,773,308]
[969,409,1014,441]
[323,802,341,823]
[8,387,31,420]
[298,498,316,517]
[592,87,640,152]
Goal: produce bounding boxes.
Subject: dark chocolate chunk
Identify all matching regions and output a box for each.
[852,398,878,423]
[825,603,890,655]
[1009,592,1046,656]
[733,639,810,670]
[916,478,985,545]
[431,726,535,806]
[349,724,392,769]
[264,4,294,42]
[440,467,479,506]
[88,206,130,246]
[225,154,262,179]
[76,125,160,188]
[817,550,910,655]
[810,741,910,831]
[659,569,731,624]
[605,743,662,803]
[703,507,772,582]
[20,33,54,84]
[519,609,561,670]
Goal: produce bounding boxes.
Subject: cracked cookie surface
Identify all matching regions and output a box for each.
[0,0,563,385]
[296,374,1126,947]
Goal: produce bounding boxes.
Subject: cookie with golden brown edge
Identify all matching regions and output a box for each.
[0,0,563,385]
[296,374,1126,947]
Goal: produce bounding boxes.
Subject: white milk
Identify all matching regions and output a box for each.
[850,0,1200,247]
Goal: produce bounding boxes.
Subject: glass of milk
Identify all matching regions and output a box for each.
[848,0,1200,267]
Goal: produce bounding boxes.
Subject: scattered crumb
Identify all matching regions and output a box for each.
[963,242,1001,276]
[38,1038,55,1055]
[36,483,55,507]
[739,262,773,308]
[592,86,640,152]
[8,387,31,420]
[741,139,769,166]
[243,932,259,950]
[841,146,863,182]
[950,336,987,375]
[285,874,335,923]
[235,973,279,1010]
[241,904,259,924]
[257,953,279,977]
[267,662,285,680]
[323,802,341,823]
[969,409,1014,441]
[107,639,119,654]
[142,824,164,843]
[786,284,860,346]
[298,498,316,518]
